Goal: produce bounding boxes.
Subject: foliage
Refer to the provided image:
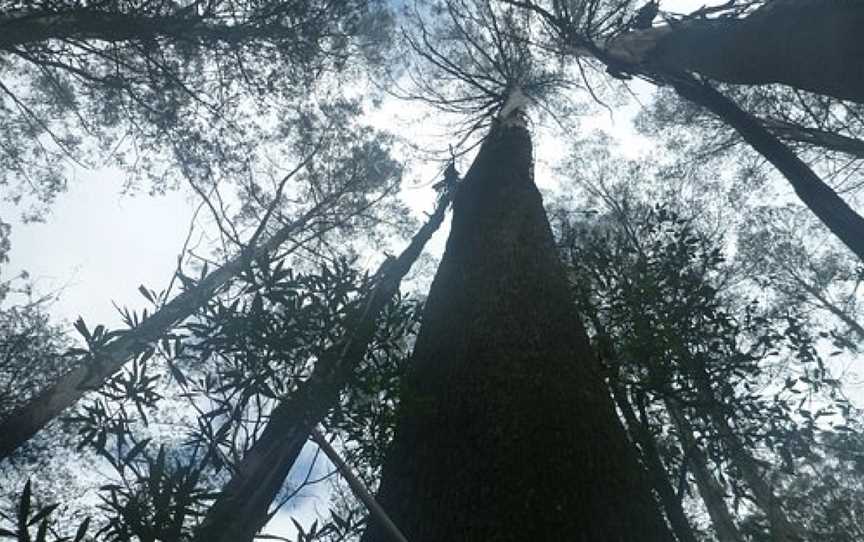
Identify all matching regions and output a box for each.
[0,252,420,539]
[0,0,392,219]
[0,298,71,418]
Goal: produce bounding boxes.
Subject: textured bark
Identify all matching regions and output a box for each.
[361,123,672,542]
[666,401,745,542]
[646,0,864,104]
[672,75,864,262]
[192,194,451,542]
[0,206,322,462]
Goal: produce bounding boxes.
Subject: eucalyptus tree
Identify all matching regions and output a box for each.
[0,0,390,218]
[190,182,453,542]
[352,4,672,541]
[609,0,864,104]
[738,205,864,343]
[502,0,864,261]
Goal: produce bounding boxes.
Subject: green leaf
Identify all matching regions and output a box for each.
[73,317,90,341]
[34,518,48,542]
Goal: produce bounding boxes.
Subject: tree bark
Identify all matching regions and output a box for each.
[0,204,323,462]
[666,400,745,542]
[360,122,672,542]
[645,0,864,104]
[672,75,864,262]
[192,193,451,542]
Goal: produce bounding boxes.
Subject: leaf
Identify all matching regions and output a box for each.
[72,518,90,542]
[34,518,48,542]
[27,504,59,527]
[138,347,154,364]
[123,438,151,464]
[18,480,32,530]
[73,317,90,341]
[138,285,155,303]
[291,517,305,538]
[166,359,187,387]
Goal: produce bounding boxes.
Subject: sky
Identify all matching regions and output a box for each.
[0,0,796,538]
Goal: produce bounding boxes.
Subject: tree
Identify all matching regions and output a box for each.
[361,112,671,541]
[191,185,452,542]
[623,0,864,104]
[0,117,404,462]
[0,0,388,218]
[505,0,864,261]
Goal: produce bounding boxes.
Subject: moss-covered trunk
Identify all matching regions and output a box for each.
[360,123,671,541]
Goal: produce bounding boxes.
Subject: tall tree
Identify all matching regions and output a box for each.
[360,110,671,541]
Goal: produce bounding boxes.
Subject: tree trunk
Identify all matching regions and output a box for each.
[0,204,326,462]
[612,385,699,542]
[782,268,864,342]
[192,193,451,542]
[689,367,803,542]
[672,75,864,263]
[761,118,864,160]
[360,121,672,542]
[666,400,745,542]
[0,10,305,49]
[645,0,864,104]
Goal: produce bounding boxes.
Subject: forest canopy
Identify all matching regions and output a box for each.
[2,1,864,541]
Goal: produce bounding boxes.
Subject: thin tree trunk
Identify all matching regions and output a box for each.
[666,399,745,542]
[612,384,700,542]
[360,120,671,541]
[689,367,803,542]
[0,200,328,461]
[761,118,864,160]
[783,268,864,341]
[192,192,451,542]
[672,75,864,262]
[642,0,864,104]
